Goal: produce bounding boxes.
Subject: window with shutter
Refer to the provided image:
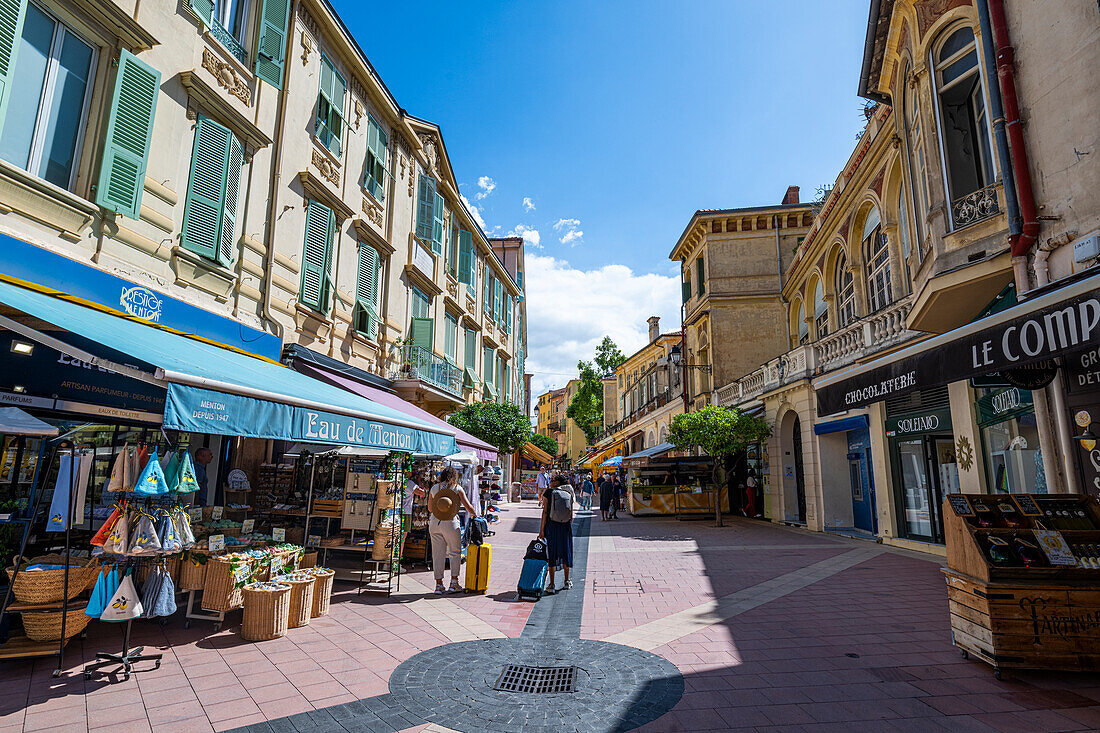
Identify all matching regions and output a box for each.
[458,230,473,287]
[493,279,502,322]
[483,344,493,383]
[300,199,334,311]
[254,0,289,87]
[410,316,433,353]
[502,293,511,335]
[503,362,510,403]
[483,273,492,318]
[431,191,444,255]
[696,257,705,296]
[415,173,436,242]
[682,277,691,303]
[364,114,387,201]
[446,221,458,278]
[444,312,458,362]
[0,0,29,140]
[464,327,476,368]
[410,286,430,319]
[315,54,345,157]
[94,50,160,220]
[182,116,242,265]
[516,270,523,290]
[354,243,379,337]
[186,0,213,27]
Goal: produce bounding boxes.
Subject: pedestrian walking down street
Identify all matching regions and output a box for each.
[539,473,575,594]
[616,476,626,516]
[536,467,551,507]
[427,466,479,594]
[580,473,595,510]
[598,474,614,521]
[608,476,620,519]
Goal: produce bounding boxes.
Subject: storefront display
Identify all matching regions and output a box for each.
[886,395,956,544]
[976,387,1046,494]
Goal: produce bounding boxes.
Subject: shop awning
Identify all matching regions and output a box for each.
[0,279,457,455]
[522,441,553,466]
[813,415,869,435]
[625,441,675,460]
[816,272,1100,416]
[582,441,626,469]
[0,407,58,436]
[292,361,497,461]
[599,455,623,467]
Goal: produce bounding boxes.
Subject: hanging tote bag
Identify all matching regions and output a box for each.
[133,448,169,497]
[140,566,164,618]
[155,509,181,554]
[106,445,133,493]
[162,451,181,494]
[128,512,162,556]
[102,508,130,555]
[101,568,143,622]
[173,506,196,549]
[149,567,177,617]
[90,505,122,547]
[171,451,198,494]
[85,567,108,618]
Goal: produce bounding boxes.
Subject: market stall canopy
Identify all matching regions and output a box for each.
[623,441,675,465]
[444,449,479,463]
[581,441,626,469]
[284,443,390,458]
[521,441,553,466]
[0,279,457,456]
[816,271,1100,416]
[292,361,496,460]
[0,407,57,436]
[599,456,623,467]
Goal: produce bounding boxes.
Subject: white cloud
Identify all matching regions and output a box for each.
[553,218,584,246]
[475,176,496,200]
[522,197,536,212]
[507,224,541,249]
[459,194,486,230]
[523,253,681,410]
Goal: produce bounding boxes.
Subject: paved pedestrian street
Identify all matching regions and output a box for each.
[4,502,1100,733]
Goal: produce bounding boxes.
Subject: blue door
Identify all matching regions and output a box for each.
[847,428,876,533]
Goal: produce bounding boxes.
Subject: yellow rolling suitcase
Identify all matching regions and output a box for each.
[465,543,490,593]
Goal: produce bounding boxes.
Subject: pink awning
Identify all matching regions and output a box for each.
[293,361,498,461]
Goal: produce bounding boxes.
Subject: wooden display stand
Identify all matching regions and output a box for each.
[943,492,1100,677]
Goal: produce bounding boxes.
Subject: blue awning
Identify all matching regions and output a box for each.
[813,414,869,436]
[0,279,457,455]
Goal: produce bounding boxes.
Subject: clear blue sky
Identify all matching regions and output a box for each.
[331,0,873,397]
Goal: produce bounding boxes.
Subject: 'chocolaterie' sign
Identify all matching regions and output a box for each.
[817,285,1100,416]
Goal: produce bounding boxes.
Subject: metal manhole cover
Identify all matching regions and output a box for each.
[494,664,577,693]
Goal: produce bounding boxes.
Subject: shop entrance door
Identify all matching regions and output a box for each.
[847,428,876,533]
[792,415,807,522]
[895,434,955,543]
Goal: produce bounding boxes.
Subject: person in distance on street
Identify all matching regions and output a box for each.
[539,473,575,594]
[598,474,613,521]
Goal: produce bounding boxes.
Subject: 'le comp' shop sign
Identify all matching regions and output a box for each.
[817,291,1100,416]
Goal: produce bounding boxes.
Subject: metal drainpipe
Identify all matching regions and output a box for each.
[775,214,788,344]
[260,0,297,341]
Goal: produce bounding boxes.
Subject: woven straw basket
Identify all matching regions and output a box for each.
[309,569,335,618]
[241,582,290,641]
[179,555,208,591]
[375,480,396,509]
[279,574,315,628]
[300,551,318,569]
[23,608,91,642]
[201,557,245,612]
[6,555,95,604]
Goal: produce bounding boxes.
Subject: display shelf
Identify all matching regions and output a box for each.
[0,636,65,660]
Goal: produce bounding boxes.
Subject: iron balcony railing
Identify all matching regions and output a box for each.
[594,388,678,443]
[951,183,1000,230]
[392,344,463,398]
[210,22,247,64]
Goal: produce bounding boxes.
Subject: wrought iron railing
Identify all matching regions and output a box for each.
[951,183,1000,229]
[392,344,463,398]
[210,22,248,65]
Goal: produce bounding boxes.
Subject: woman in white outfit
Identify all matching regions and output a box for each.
[427,466,478,594]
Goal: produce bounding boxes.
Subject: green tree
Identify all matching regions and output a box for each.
[668,406,772,526]
[566,337,626,445]
[448,401,532,455]
[529,433,559,458]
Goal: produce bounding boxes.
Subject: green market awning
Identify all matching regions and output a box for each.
[0,278,457,455]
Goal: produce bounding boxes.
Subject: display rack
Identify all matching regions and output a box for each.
[942,492,1100,677]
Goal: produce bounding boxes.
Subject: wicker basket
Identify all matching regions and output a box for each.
[278,574,315,628]
[6,556,95,604]
[284,526,305,545]
[375,480,396,509]
[308,569,335,618]
[320,535,344,548]
[372,520,397,561]
[22,608,91,642]
[201,557,245,612]
[241,582,291,641]
[179,555,208,591]
[300,551,318,569]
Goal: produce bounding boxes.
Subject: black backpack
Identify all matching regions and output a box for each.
[525,537,548,561]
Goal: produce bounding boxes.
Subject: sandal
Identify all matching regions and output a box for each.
[447,581,461,593]
[434,583,444,595]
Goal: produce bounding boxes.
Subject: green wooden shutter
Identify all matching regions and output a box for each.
[431,192,445,254]
[301,200,333,311]
[365,116,386,200]
[465,327,476,367]
[517,270,523,290]
[458,230,473,285]
[494,279,502,322]
[95,50,160,220]
[187,0,213,26]
[682,278,691,302]
[181,116,230,261]
[355,244,378,336]
[504,293,512,334]
[0,0,29,139]
[483,345,492,382]
[416,174,435,241]
[697,257,705,295]
[220,134,243,265]
[484,273,491,315]
[255,0,290,87]
[410,316,434,353]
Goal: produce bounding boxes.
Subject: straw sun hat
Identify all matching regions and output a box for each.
[430,486,460,521]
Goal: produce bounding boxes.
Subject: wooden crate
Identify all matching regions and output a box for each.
[312,500,343,518]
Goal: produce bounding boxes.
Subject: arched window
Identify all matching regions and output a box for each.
[896,185,913,293]
[863,207,893,312]
[902,61,929,262]
[796,301,808,345]
[933,26,995,226]
[836,252,856,328]
[813,280,828,338]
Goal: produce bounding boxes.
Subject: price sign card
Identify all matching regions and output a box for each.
[211,506,224,520]
[208,534,225,552]
[272,527,286,542]
[241,519,255,534]
[1033,529,1078,565]
[269,556,283,577]
[307,534,321,547]
[232,563,250,584]
[188,507,202,522]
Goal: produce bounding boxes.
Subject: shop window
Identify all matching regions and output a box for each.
[353,242,380,338]
[902,60,928,258]
[977,387,1046,494]
[0,2,96,191]
[315,53,345,157]
[813,280,827,338]
[363,114,387,201]
[863,208,893,313]
[933,26,996,227]
[181,116,244,266]
[299,199,334,312]
[835,253,856,328]
[415,170,444,254]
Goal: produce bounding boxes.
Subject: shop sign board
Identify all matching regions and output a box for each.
[818,287,1100,415]
[1063,345,1100,395]
[885,407,953,438]
[976,387,1034,425]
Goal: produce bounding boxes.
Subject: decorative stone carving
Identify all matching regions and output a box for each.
[201,48,250,105]
[353,99,364,129]
[446,280,459,299]
[299,31,312,65]
[915,0,968,36]
[418,133,437,174]
[185,106,198,121]
[399,155,407,180]
[311,149,340,187]
[296,3,319,36]
[362,197,382,226]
